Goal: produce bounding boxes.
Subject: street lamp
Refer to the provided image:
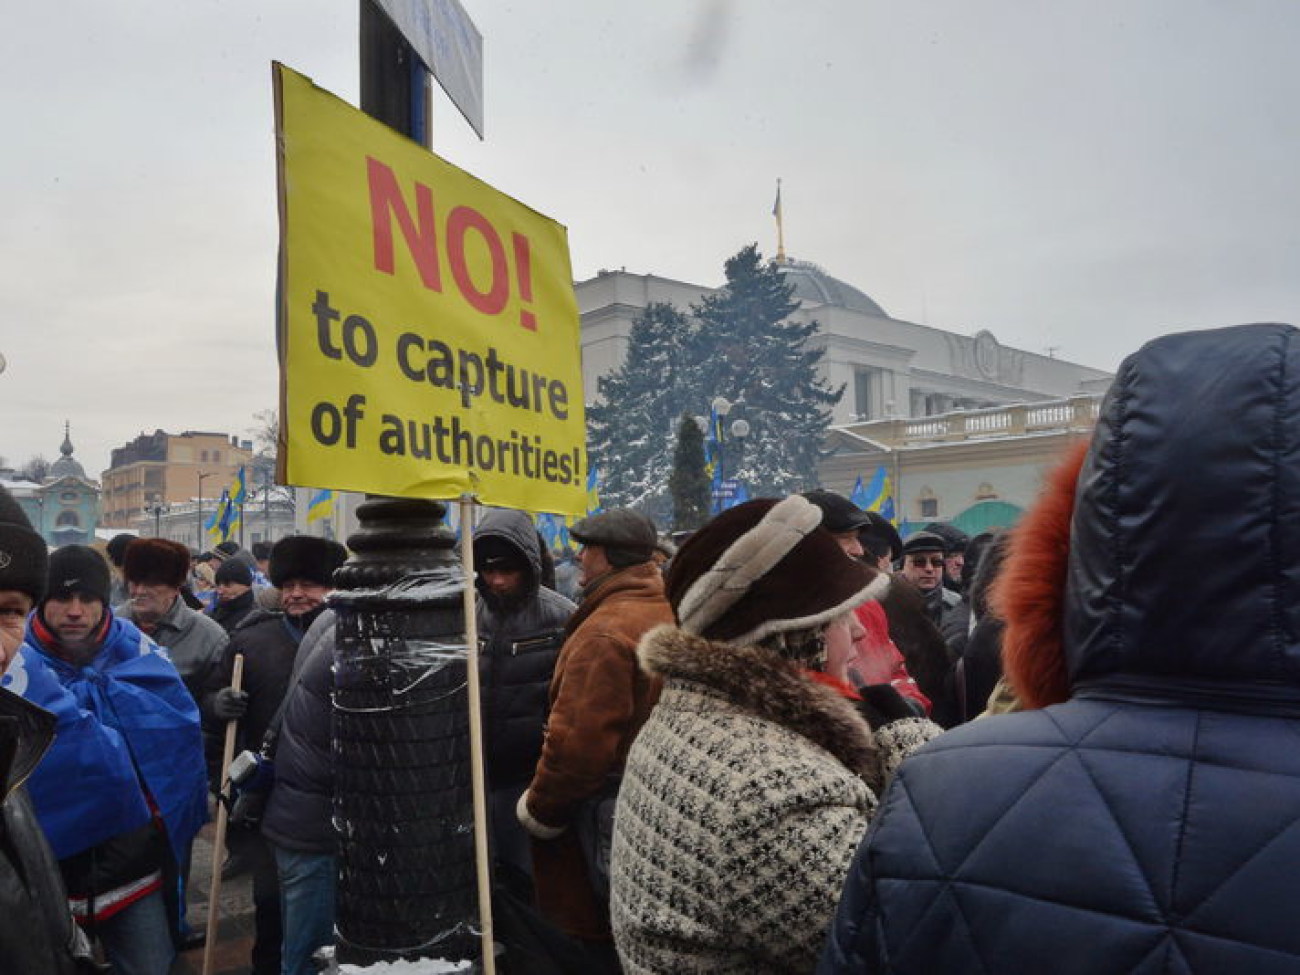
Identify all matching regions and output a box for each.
[196,470,212,549]
[709,397,751,511]
[144,498,169,537]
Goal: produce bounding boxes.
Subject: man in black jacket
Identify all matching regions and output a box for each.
[474,508,576,898]
[0,485,96,974]
[258,609,339,975]
[209,556,258,634]
[202,534,347,975]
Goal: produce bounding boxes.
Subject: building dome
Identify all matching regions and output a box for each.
[48,420,86,480]
[777,259,888,318]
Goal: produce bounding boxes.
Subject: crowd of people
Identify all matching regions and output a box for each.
[1,323,1299,973]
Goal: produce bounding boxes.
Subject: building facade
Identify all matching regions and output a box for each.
[819,396,1101,535]
[1,424,101,547]
[575,258,1112,424]
[100,429,253,529]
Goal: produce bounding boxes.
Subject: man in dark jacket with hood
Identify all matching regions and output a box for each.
[821,323,1300,974]
[473,508,576,896]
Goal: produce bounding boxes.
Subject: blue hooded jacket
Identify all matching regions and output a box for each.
[820,324,1300,974]
[2,611,208,864]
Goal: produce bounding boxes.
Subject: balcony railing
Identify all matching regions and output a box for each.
[840,395,1100,447]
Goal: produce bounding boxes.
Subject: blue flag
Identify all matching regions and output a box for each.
[850,475,868,510]
[6,613,208,864]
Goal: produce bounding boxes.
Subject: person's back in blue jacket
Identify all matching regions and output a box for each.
[821,323,1300,975]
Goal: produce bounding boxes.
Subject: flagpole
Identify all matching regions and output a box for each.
[773,177,786,264]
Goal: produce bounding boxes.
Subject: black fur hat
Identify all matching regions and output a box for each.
[269,536,348,588]
[0,485,47,603]
[123,538,191,588]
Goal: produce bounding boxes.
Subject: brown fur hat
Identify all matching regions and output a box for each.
[123,537,191,588]
[992,440,1089,709]
[666,495,888,647]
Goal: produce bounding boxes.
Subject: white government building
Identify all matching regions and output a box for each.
[575,257,1112,534]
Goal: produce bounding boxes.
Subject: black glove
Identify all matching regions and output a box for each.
[213,688,249,720]
[856,684,917,731]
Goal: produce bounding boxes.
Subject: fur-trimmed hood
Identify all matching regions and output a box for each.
[997,324,1300,708]
[637,624,882,789]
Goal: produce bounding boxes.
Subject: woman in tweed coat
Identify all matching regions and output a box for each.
[610,496,940,974]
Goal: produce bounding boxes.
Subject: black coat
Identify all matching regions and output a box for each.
[474,509,576,790]
[821,324,1300,974]
[202,605,322,762]
[259,610,336,855]
[210,589,256,635]
[0,689,93,975]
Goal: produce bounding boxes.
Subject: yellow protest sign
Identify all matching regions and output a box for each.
[273,63,587,515]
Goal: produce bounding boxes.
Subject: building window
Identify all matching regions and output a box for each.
[976,481,998,500]
[854,368,880,421]
[56,510,80,528]
[918,486,938,520]
[212,450,221,463]
[60,491,79,502]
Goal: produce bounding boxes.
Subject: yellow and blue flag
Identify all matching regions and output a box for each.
[206,490,230,544]
[307,488,334,524]
[853,465,896,525]
[584,462,602,515]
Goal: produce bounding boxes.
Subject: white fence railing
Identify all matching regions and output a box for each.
[842,395,1100,447]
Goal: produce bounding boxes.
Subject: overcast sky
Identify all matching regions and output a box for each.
[3,1,1297,478]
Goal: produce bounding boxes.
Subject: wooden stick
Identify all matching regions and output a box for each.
[461,496,496,974]
[202,653,245,975]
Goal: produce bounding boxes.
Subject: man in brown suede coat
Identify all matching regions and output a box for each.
[517,508,673,953]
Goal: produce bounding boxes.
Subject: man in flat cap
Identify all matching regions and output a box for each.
[517,508,673,956]
[898,531,961,630]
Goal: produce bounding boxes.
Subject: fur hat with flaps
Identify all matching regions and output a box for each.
[666,495,888,648]
[269,535,348,588]
[123,537,191,588]
[0,484,47,603]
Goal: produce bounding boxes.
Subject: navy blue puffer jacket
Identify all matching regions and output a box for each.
[820,323,1300,974]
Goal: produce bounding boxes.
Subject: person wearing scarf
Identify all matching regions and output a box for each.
[1,544,206,975]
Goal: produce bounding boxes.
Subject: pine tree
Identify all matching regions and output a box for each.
[587,302,692,523]
[668,413,710,531]
[689,244,842,496]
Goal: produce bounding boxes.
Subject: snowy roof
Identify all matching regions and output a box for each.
[777,259,888,318]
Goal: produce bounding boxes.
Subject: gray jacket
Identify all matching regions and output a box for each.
[119,594,228,700]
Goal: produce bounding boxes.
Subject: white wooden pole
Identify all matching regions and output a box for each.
[202,653,244,975]
[460,496,496,973]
